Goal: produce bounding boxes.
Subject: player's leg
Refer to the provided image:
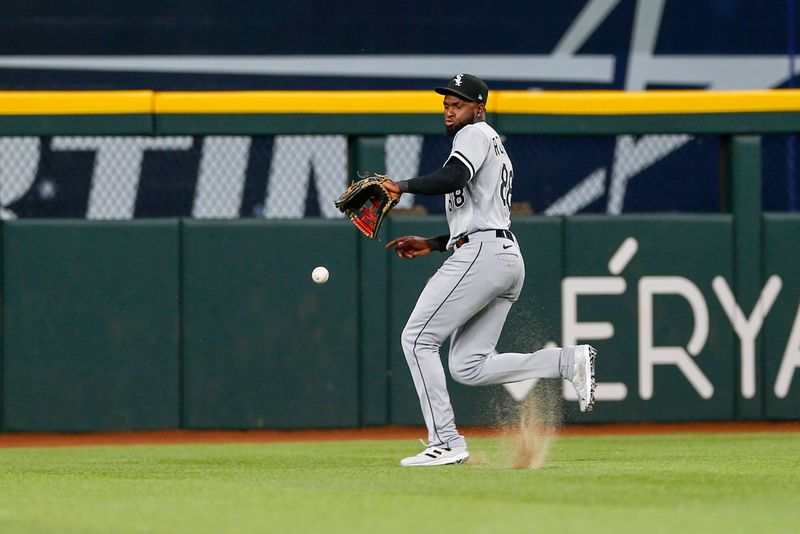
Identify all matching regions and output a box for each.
[400,244,506,451]
[449,298,597,412]
[444,240,570,384]
[448,297,597,412]
[448,296,574,385]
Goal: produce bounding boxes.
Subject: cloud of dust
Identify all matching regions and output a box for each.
[508,387,563,469]
[474,379,564,469]
[468,305,565,469]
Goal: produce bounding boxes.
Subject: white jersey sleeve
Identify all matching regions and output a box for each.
[448,126,490,180]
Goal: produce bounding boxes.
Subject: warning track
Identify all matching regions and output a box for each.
[0,421,798,449]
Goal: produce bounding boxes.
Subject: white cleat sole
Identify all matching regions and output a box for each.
[581,345,597,412]
[400,450,470,467]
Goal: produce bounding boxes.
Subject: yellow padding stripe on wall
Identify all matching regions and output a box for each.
[0,89,799,115]
[497,89,800,114]
[154,91,455,114]
[0,91,153,114]
[156,89,800,114]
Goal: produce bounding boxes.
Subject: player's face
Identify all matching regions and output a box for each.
[443,95,483,136]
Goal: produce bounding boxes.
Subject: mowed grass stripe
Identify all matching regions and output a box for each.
[0,433,797,534]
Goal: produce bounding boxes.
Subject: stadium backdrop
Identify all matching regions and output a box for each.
[0,90,798,432]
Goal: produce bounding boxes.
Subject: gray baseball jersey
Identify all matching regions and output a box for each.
[400,121,578,449]
[444,122,513,249]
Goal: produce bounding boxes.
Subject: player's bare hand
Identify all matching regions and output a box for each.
[382,179,402,201]
[386,235,433,259]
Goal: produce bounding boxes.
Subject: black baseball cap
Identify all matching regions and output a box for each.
[435,73,489,104]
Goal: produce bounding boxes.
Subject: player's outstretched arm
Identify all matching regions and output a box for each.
[386,236,437,259]
[394,159,470,196]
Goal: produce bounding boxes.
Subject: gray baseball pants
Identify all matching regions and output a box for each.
[401,230,576,448]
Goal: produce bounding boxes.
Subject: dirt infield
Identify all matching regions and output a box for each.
[1,421,798,449]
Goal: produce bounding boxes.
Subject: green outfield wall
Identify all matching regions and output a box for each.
[0,91,798,431]
[763,215,800,419]
[1,215,799,431]
[2,220,180,431]
[181,219,360,429]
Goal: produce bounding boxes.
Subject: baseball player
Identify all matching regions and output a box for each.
[382,74,596,467]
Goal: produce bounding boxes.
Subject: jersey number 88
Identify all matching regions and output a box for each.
[500,163,513,208]
[448,189,466,211]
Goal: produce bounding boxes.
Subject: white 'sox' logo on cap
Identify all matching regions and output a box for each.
[454,74,463,86]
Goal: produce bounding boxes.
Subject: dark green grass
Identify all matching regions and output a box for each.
[0,432,798,533]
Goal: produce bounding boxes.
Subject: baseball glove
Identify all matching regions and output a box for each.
[334,174,398,239]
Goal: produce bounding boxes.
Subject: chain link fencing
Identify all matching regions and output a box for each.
[0,133,792,219]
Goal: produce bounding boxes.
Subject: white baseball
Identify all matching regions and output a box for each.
[311,266,329,284]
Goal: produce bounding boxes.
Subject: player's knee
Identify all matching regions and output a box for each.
[400,324,417,356]
[449,357,486,386]
[401,324,442,359]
